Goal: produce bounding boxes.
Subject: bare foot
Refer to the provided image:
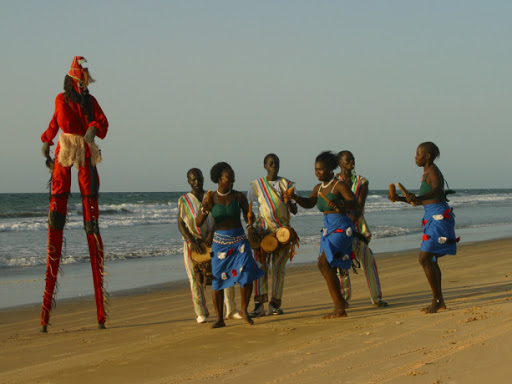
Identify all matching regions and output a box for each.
[322,309,347,319]
[422,300,446,314]
[241,311,254,325]
[210,319,226,329]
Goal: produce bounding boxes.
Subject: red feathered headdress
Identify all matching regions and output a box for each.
[68,56,87,82]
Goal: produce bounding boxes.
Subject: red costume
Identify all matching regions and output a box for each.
[40,57,109,331]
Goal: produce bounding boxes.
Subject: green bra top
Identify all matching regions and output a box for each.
[419,181,444,200]
[316,192,342,212]
[211,199,241,223]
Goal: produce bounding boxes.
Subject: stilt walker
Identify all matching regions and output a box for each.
[40,56,109,333]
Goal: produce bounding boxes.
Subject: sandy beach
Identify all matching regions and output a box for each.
[1,238,512,384]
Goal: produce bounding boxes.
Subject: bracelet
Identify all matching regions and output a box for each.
[201,206,209,215]
[246,224,253,229]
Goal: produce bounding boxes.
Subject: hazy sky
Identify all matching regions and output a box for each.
[1,1,510,193]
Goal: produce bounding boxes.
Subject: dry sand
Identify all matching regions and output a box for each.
[1,238,512,384]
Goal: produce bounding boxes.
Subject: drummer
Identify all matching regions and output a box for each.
[246,154,298,316]
[177,168,242,323]
[336,151,388,307]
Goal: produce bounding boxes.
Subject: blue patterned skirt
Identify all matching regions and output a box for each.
[320,213,354,270]
[211,227,264,290]
[421,201,457,256]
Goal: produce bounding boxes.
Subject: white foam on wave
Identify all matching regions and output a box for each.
[448,193,512,207]
[0,243,185,268]
[0,254,86,268]
[1,204,179,232]
[372,225,416,238]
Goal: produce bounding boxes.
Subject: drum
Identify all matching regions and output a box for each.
[276,227,292,244]
[190,246,212,263]
[191,245,212,287]
[260,234,279,253]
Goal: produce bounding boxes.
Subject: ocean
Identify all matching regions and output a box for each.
[1,189,511,309]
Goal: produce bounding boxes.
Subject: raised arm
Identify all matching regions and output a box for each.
[195,194,212,227]
[292,184,320,209]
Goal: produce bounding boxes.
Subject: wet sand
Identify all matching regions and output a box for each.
[1,238,512,384]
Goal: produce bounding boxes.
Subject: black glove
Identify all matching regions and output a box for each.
[41,142,50,158]
[84,126,97,143]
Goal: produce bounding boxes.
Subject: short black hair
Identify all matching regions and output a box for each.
[186,168,202,179]
[210,162,233,183]
[419,142,440,160]
[336,150,353,162]
[315,151,338,172]
[263,153,279,166]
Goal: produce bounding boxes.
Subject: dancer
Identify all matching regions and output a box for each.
[390,142,458,313]
[40,56,108,332]
[177,168,242,323]
[289,151,359,318]
[247,154,298,317]
[196,162,264,328]
[336,151,388,307]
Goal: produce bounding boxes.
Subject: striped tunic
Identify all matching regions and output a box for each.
[337,172,383,303]
[249,177,295,235]
[178,192,214,240]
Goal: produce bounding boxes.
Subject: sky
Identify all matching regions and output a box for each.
[1,0,511,193]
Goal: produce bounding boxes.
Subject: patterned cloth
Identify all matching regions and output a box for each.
[249,177,295,233]
[337,172,383,303]
[338,173,371,240]
[421,201,457,256]
[320,213,354,270]
[178,192,214,239]
[211,227,264,290]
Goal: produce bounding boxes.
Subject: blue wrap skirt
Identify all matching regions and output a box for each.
[211,227,264,290]
[320,213,354,270]
[421,201,457,256]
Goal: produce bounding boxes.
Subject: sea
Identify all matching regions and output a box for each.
[1,189,511,309]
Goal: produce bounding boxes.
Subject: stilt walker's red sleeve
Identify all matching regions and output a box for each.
[88,96,108,139]
[41,96,62,145]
